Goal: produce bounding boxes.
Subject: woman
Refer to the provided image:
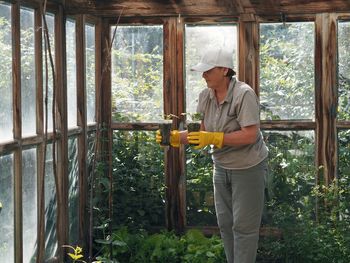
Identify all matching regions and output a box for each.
[157,47,268,263]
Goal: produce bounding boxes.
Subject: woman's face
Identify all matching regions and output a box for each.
[202,67,228,89]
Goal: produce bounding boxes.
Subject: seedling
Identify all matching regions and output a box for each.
[182,112,203,132]
[159,114,177,146]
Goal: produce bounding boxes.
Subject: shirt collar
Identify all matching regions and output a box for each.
[209,77,236,103]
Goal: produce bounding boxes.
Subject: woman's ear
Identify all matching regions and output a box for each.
[223,67,229,76]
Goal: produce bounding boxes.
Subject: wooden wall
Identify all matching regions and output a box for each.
[1,0,350,261]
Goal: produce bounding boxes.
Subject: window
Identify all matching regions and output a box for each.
[337,21,350,219]
[68,137,79,244]
[85,23,96,124]
[111,25,163,122]
[66,19,77,127]
[0,3,12,142]
[260,22,315,120]
[338,21,350,121]
[22,148,37,262]
[43,13,55,131]
[0,154,14,261]
[21,8,36,137]
[44,144,57,260]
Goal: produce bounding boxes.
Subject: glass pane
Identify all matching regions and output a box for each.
[0,154,14,261]
[43,13,55,131]
[260,22,315,120]
[22,148,37,263]
[44,144,57,260]
[338,21,350,120]
[111,25,163,122]
[21,8,36,137]
[338,129,350,220]
[109,131,165,230]
[66,19,77,127]
[262,130,315,226]
[185,25,237,114]
[186,148,216,226]
[68,137,79,244]
[184,24,237,226]
[0,3,13,142]
[85,23,95,124]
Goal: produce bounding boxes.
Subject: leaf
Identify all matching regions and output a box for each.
[95,239,112,245]
[68,253,83,260]
[112,240,127,247]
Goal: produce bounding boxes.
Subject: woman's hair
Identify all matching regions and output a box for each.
[225,68,236,78]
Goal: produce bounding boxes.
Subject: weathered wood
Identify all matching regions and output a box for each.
[0,140,20,153]
[95,17,113,259]
[315,13,338,186]
[66,0,238,17]
[245,0,350,15]
[337,121,350,129]
[175,16,186,230]
[75,14,89,253]
[55,5,69,261]
[33,12,45,259]
[163,17,186,233]
[33,14,44,261]
[12,3,23,263]
[66,0,350,17]
[238,18,259,94]
[261,120,316,130]
[111,122,160,130]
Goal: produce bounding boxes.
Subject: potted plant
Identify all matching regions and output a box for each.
[183,112,203,132]
[158,114,176,146]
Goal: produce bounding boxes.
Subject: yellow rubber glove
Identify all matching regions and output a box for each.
[187,131,224,150]
[156,130,180,147]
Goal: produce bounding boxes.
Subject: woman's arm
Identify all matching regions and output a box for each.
[223,124,258,146]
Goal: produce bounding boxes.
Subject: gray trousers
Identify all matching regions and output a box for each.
[213,159,267,263]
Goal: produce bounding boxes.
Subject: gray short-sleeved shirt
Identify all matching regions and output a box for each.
[196,78,268,169]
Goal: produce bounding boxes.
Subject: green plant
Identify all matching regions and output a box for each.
[180,229,225,263]
[63,245,102,263]
[95,228,225,263]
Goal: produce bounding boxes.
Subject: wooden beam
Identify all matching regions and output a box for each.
[238,18,259,93]
[12,3,23,263]
[66,0,350,16]
[55,5,69,261]
[246,0,350,15]
[315,13,338,186]
[163,17,186,233]
[66,0,239,17]
[234,0,254,14]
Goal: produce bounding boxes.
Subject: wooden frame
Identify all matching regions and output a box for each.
[1,1,350,261]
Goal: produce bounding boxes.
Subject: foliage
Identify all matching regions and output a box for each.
[95,228,225,263]
[186,147,216,226]
[111,131,165,229]
[257,130,350,262]
[111,26,163,122]
[258,180,350,263]
[260,22,315,120]
[338,21,350,120]
[92,130,165,258]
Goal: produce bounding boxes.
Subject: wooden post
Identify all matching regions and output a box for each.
[238,14,259,95]
[315,13,338,186]
[55,5,69,261]
[12,3,23,263]
[163,17,186,233]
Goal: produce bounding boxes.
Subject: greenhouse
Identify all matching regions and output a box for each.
[0,0,350,262]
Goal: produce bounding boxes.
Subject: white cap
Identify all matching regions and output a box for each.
[191,48,234,72]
